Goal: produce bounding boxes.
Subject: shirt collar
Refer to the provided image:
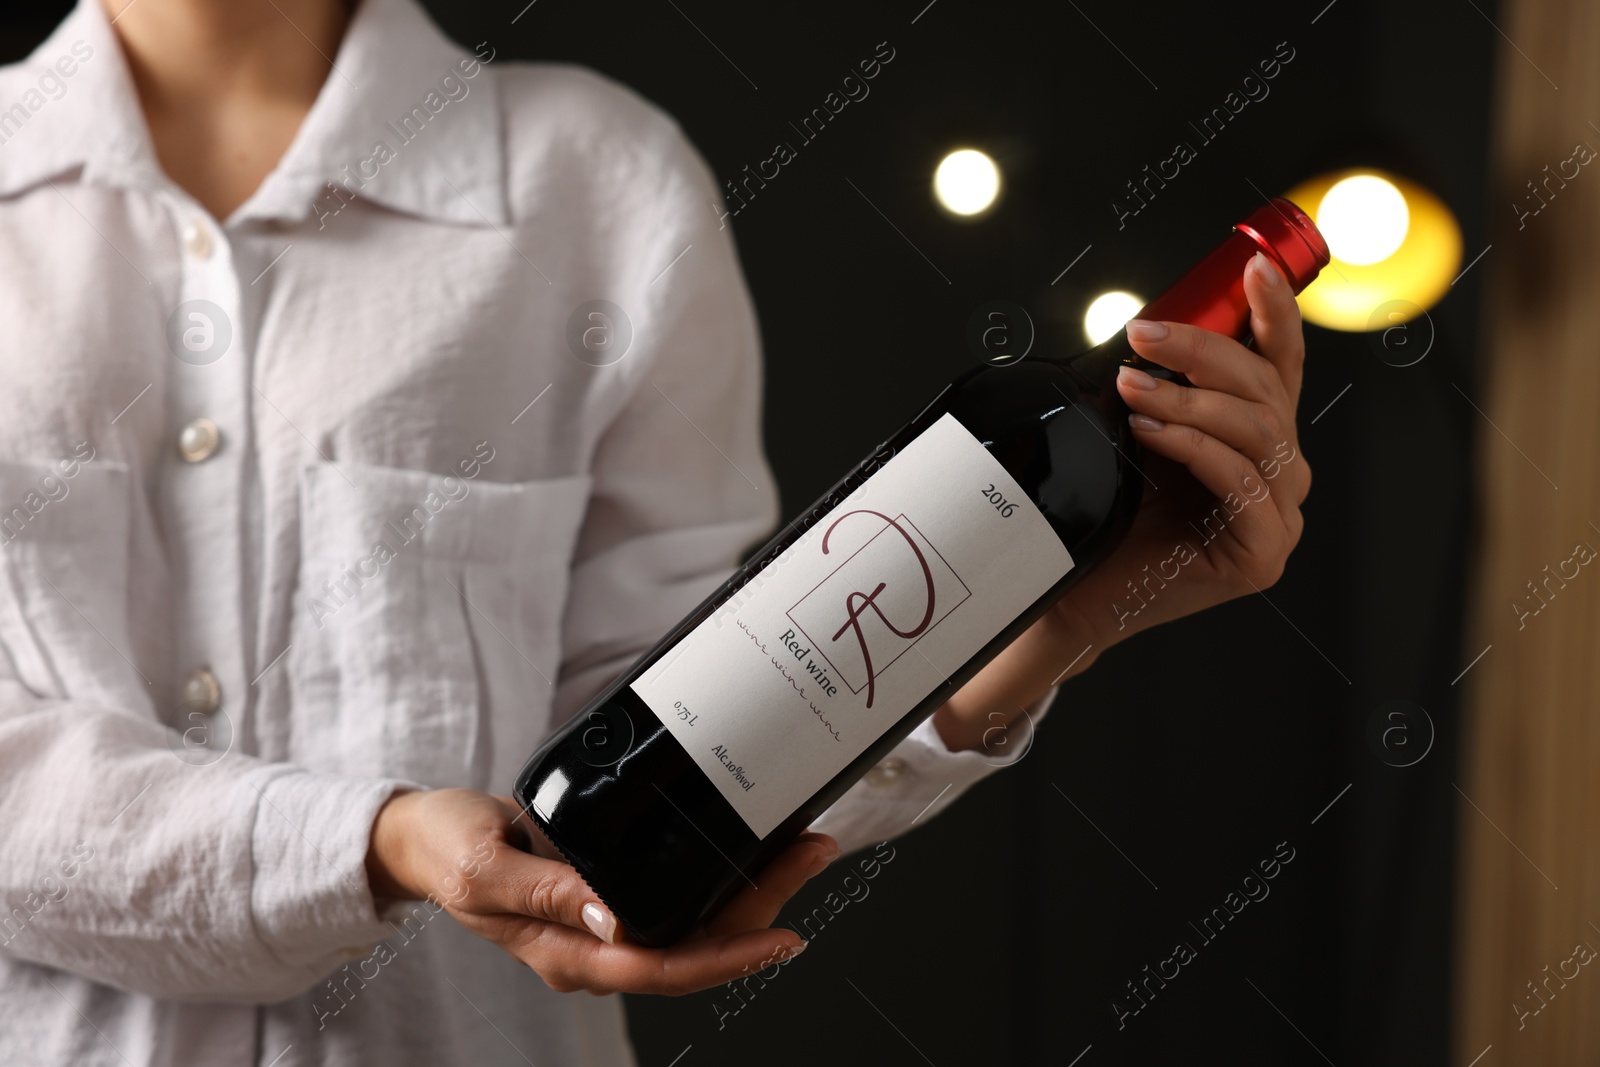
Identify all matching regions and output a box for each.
[0,0,508,228]
[0,0,160,197]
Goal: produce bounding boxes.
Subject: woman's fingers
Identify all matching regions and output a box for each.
[610,928,807,996]
[521,921,807,996]
[487,793,540,854]
[1243,251,1308,405]
[1115,370,1310,513]
[455,837,627,944]
[1116,368,1286,461]
[1124,318,1283,406]
[1126,415,1292,587]
[460,806,825,947]
[468,808,836,939]
[420,789,819,996]
[704,831,839,937]
[1124,253,1306,408]
[450,838,812,996]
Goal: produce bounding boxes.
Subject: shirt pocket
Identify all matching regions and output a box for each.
[287,462,592,790]
[0,459,140,710]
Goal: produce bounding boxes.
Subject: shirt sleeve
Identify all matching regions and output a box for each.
[0,680,415,1003]
[551,117,1058,859]
[810,688,1058,855]
[0,445,419,1004]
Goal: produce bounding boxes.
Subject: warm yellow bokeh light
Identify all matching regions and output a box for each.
[1084,291,1145,345]
[1318,175,1410,265]
[1284,168,1462,332]
[934,149,1001,216]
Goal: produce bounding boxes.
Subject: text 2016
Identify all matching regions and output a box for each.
[979,483,1018,518]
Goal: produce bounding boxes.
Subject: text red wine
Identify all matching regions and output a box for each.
[514,199,1329,946]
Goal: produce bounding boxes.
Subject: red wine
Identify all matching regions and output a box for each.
[514,199,1329,946]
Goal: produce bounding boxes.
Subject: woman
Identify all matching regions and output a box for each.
[0,0,1312,1063]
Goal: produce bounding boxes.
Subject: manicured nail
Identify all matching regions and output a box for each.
[1129,413,1166,432]
[784,939,809,958]
[1250,251,1279,287]
[1125,319,1168,342]
[1118,365,1159,391]
[582,902,617,945]
[804,850,838,879]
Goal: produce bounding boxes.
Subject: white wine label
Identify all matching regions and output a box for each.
[630,413,1074,838]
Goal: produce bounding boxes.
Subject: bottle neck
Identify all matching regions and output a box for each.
[1138,228,1293,337]
[1067,198,1329,387]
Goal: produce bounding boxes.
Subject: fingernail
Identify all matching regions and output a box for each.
[1251,251,1280,287]
[784,939,809,958]
[582,902,617,945]
[804,850,838,879]
[1118,365,1159,391]
[1125,319,1168,342]
[1129,413,1166,432]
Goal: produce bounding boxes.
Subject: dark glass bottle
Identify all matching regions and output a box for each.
[514,198,1329,946]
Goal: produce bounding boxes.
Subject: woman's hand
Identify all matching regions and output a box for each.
[931,252,1311,751]
[365,788,837,995]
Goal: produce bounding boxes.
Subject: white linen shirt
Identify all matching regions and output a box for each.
[0,1,1051,1064]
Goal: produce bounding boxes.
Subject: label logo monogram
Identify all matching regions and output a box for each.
[787,509,970,708]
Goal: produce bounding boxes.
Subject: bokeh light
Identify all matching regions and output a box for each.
[1318,175,1410,265]
[1284,168,1463,333]
[1084,291,1145,345]
[934,149,1001,216]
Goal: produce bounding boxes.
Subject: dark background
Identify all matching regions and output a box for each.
[3,1,1496,1063]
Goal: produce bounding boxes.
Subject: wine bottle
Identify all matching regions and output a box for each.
[514,198,1329,946]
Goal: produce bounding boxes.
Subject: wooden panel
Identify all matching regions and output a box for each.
[1458,0,1600,1059]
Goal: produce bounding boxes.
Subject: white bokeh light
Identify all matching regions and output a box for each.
[1084,291,1145,345]
[934,149,1001,216]
[1316,174,1410,266]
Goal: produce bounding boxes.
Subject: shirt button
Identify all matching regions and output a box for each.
[181,218,212,260]
[176,418,220,463]
[864,758,907,788]
[181,668,222,715]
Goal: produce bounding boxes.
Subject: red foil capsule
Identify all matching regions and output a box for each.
[1138,198,1331,338]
